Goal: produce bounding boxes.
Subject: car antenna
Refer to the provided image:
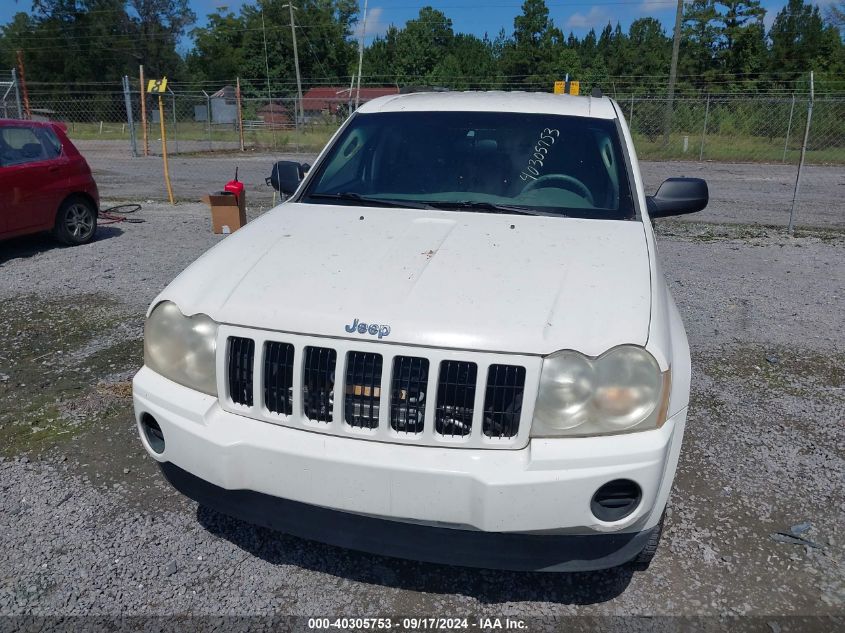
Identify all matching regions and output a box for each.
[591,86,603,98]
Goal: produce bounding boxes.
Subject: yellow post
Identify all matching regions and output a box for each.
[158,95,175,205]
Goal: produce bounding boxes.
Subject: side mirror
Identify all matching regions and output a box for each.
[646,178,708,218]
[267,160,309,195]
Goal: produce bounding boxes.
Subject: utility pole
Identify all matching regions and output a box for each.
[261,8,277,148]
[663,0,684,147]
[283,2,304,125]
[355,0,368,109]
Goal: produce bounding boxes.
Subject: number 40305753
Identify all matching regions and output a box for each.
[520,128,560,181]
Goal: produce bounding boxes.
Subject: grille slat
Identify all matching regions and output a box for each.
[483,364,525,439]
[345,351,382,429]
[264,341,295,415]
[390,356,429,434]
[225,335,528,447]
[435,361,477,437]
[227,336,255,406]
[303,346,336,422]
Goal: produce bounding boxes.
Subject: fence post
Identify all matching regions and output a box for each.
[203,90,212,152]
[122,75,138,158]
[783,93,795,163]
[236,77,245,152]
[11,68,22,119]
[699,93,710,161]
[139,65,149,157]
[16,50,31,119]
[170,89,179,154]
[788,73,814,236]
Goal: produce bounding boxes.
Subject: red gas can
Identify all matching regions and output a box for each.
[224,166,244,204]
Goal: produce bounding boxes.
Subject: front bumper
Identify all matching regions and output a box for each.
[133,366,686,569]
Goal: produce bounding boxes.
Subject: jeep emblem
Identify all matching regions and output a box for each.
[345,318,390,339]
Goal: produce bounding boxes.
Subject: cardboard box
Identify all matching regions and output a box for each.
[201,191,247,234]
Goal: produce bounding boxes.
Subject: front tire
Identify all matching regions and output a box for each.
[629,511,665,570]
[54,197,97,245]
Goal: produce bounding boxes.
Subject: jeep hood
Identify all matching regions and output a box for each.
[156,203,652,356]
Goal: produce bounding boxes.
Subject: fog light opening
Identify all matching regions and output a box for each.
[140,413,165,454]
[591,479,642,522]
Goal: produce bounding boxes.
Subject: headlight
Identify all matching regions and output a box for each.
[532,345,669,437]
[144,301,219,396]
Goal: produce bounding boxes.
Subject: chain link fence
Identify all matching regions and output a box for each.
[6,77,845,226]
[623,95,844,165]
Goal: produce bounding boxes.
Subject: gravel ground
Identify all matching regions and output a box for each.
[0,201,843,627]
[83,148,845,230]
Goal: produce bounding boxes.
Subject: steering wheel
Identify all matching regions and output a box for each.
[522,174,595,205]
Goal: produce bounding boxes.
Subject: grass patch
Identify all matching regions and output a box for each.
[633,132,845,164]
[0,294,142,455]
[653,220,845,244]
[67,121,338,153]
[698,344,845,400]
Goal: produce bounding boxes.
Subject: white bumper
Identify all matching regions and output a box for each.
[132,366,686,535]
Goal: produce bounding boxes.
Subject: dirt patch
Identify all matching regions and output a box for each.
[697,344,845,401]
[0,294,170,507]
[654,220,845,245]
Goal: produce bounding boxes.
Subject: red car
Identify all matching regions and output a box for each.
[0,119,99,245]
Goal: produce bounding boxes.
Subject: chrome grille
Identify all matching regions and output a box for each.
[435,361,477,437]
[220,328,538,449]
[390,356,429,434]
[482,364,526,439]
[344,351,382,429]
[264,341,294,415]
[302,346,336,422]
[227,336,254,406]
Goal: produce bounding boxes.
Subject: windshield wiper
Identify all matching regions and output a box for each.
[308,192,436,210]
[419,200,557,217]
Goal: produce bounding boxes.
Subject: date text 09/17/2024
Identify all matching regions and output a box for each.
[307,617,528,630]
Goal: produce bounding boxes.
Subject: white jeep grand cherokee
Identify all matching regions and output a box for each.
[133,91,708,572]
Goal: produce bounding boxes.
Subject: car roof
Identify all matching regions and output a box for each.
[356,90,618,119]
[0,118,56,128]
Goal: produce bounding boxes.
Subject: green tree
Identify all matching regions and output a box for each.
[394,6,454,82]
[430,34,498,89]
[187,0,357,96]
[681,0,722,88]
[769,0,842,78]
[827,2,844,30]
[626,18,671,93]
[186,10,246,83]
[128,0,195,78]
[20,0,135,84]
[1,1,192,84]
[717,0,766,79]
[500,0,579,89]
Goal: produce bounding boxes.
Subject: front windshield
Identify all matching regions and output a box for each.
[302,111,636,220]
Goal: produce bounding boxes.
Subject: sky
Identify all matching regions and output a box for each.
[0,0,839,49]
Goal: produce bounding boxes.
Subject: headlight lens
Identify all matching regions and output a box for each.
[144,301,219,396]
[532,345,668,437]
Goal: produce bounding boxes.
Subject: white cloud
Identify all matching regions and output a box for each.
[638,0,674,14]
[566,7,611,29]
[763,8,777,32]
[357,6,387,40]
